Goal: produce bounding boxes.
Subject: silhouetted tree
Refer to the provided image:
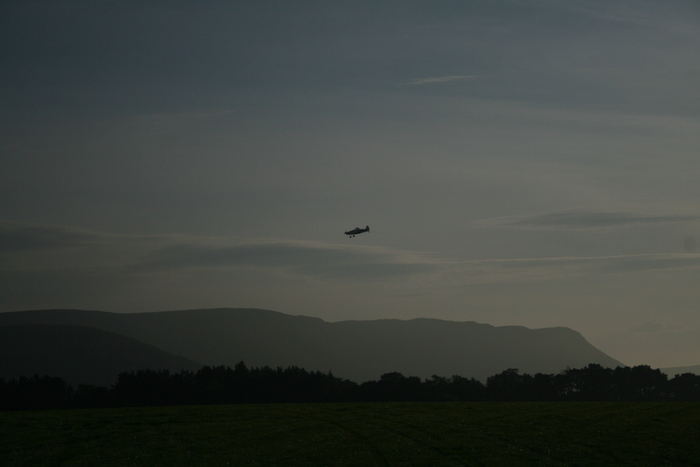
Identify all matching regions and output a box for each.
[667,373,700,401]
[445,375,487,401]
[559,364,615,401]
[0,375,71,410]
[487,369,527,401]
[113,369,194,406]
[527,373,561,401]
[612,366,667,401]
[5,362,700,409]
[71,384,113,408]
[361,372,425,401]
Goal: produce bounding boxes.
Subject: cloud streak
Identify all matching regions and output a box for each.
[131,109,236,124]
[5,221,700,287]
[0,221,105,252]
[404,75,476,85]
[0,222,439,282]
[139,240,439,281]
[4,221,700,323]
[445,253,700,284]
[479,210,700,230]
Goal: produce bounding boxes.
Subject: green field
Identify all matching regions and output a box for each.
[2,402,699,466]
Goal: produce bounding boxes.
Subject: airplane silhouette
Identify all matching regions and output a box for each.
[345,225,369,238]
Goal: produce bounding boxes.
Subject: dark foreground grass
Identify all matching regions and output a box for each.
[1,402,699,466]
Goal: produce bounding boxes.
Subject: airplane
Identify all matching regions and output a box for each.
[345,225,369,238]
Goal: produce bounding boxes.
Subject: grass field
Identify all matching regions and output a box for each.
[1,402,699,466]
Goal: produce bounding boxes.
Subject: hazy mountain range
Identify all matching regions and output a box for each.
[0,308,633,385]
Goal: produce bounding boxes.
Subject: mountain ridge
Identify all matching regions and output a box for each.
[0,308,624,383]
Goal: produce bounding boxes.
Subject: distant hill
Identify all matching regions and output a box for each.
[0,308,624,383]
[660,365,700,377]
[0,324,201,386]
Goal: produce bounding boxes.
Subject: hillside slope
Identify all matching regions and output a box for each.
[0,324,201,386]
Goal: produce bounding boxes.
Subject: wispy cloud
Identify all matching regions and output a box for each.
[598,253,700,274]
[138,240,440,281]
[0,221,447,311]
[128,110,236,134]
[404,75,476,85]
[479,210,700,230]
[0,221,440,282]
[0,221,105,252]
[446,253,700,284]
[628,320,678,334]
[4,221,700,314]
[132,109,236,123]
[5,222,700,285]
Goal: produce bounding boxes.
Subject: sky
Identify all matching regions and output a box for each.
[2,0,700,368]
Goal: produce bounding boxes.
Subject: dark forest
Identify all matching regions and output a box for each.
[2,363,700,411]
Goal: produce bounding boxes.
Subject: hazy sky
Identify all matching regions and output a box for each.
[2,0,700,368]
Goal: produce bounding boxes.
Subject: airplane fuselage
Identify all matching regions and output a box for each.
[345,225,369,237]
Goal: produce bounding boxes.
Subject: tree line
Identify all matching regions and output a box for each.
[2,362,700,411]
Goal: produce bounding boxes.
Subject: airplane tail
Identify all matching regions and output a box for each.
[366,225,370,232]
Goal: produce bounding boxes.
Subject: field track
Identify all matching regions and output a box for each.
[2,402,699,466]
